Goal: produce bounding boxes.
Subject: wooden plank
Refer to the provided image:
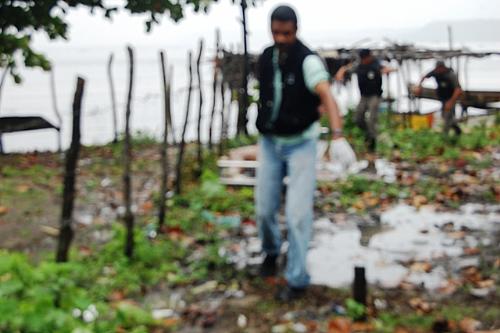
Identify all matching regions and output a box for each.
[219,176,256,186]
[409,84,500,109]
[217,159,259,168]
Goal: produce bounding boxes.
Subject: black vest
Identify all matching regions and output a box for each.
[256,40,321,136]
[434,69,456,101]
[356,60,383,97]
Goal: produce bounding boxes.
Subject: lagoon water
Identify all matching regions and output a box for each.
[1,41,499,153]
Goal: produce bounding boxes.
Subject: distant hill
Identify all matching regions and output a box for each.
[404,19,500,43]
[310,19,500,47]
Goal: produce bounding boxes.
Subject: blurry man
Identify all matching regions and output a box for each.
[415,60,462,136]
[336,49,395,152]
[255,5,355,301]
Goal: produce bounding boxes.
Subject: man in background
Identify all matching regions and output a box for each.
[336,49,395,152]
[415,60,463,137]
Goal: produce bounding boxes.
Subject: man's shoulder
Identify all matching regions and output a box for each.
[260,45,275,57]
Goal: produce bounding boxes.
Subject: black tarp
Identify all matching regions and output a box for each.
[0,116,59,133]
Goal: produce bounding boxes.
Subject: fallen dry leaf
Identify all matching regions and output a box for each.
[353,200,366,211]
[0,206,8,216]
[448,231,466,240]
[78,246,92,256]
[394,327,412,333]
[412,195,428,207]
[408,298,433,313]
[352,322,375,332]
[462,267,482,284]
[141,201,154,212]
[410,262,433,273]
[437,279,461,296]
[162,317,180,328]
[464,247,481,256]
[16,184,30,193]
[328,317,352,333]
[108,290,126,302]
[459,317,481,333]
[475,279,495,289]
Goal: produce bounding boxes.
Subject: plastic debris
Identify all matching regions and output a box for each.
[237,314,247,328]
[152,308,175,319]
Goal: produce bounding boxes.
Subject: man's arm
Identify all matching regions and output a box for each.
[414,71,433,95]
[315,81,343,140]
[381,66,396,75]
[444,87,463,112]
[334,64,353,82]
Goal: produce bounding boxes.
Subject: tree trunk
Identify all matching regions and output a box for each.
[56,77,85,262]
[195,40,204,178]
[107,53,119,143]
[158,51,171,231]
[124,46,135,259]
[237,0,250,136]
[208,30,220,150]
[175,52,193,195]
[218,82,227,157]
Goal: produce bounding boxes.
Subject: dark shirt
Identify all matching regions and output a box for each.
[354,59,383,97]
[425,68,460,101]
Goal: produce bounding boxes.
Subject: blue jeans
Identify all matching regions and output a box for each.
[255,135,317,288]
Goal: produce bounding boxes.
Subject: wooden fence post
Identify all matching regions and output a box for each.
[123,46,135,258]
[56,77,85,262]
[175,52,193,195]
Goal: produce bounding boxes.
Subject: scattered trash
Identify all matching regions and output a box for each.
[72,304,99,323]
[373,298,387,310]
[40,225,60,237]
[145,223,157,239]
[201,210,241,228]
[191,281,218,295]
[237,314,247,328]
[375,159,397,183]
[100,177,112,187]
[152,308,175,320]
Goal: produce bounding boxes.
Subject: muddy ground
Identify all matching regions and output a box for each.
[0,127,499,332]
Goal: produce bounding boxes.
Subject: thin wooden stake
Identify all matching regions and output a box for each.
[124,46,135,259]
[56,77,85,262]
[208,30,221,150]
[175,52,193,195]
[218,81,227,157]
[158,50,171,231]
[195,40,204,178]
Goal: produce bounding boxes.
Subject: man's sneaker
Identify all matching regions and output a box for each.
[259,254,278,277]
[275,285,306,302]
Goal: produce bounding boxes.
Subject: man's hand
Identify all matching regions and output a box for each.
[329,137,357,171]
[413,85,423,96]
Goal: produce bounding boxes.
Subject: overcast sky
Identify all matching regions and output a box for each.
[33,0,500,52]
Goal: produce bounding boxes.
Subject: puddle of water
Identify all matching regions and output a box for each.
[308,204,499,290]
[225,204,500,291]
